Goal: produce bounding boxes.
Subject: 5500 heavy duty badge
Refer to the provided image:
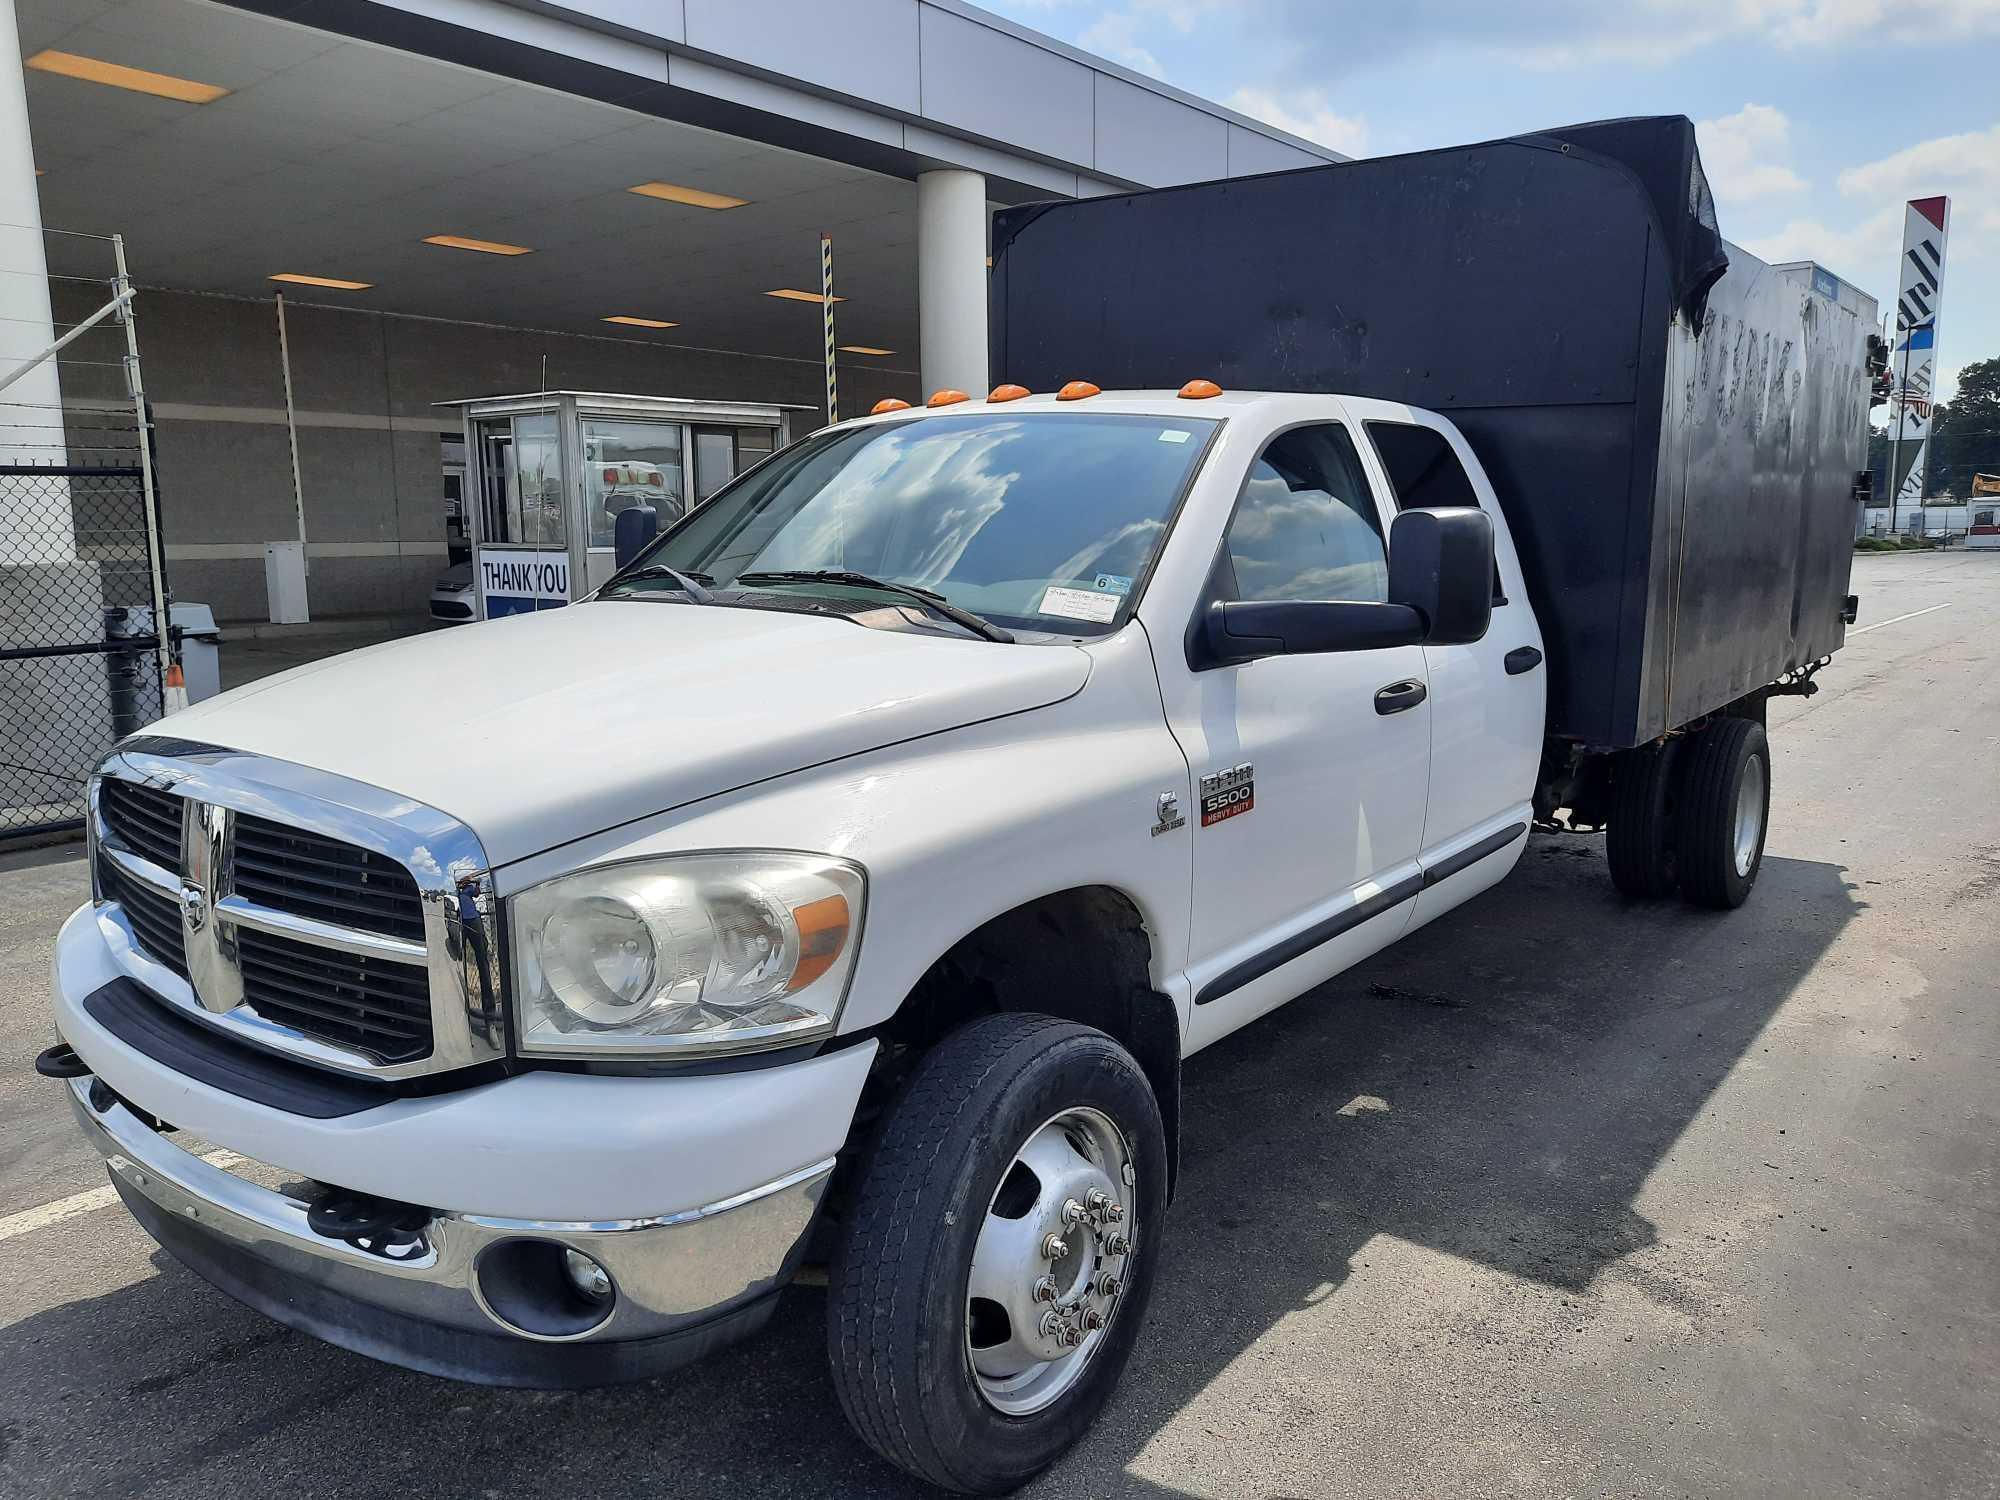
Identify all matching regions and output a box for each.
[1198,763,1254,826]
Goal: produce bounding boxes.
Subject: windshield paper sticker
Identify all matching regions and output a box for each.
[1093,573,1132,595]
[1199,763,1255,826]
[1039,586,1120,623]
[1158,429,1192,443]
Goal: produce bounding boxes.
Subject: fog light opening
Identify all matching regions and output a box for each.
[474,1239,617,1339]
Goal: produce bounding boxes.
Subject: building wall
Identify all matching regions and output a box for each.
[54,287,914,622]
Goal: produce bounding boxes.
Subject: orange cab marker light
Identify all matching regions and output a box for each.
[871,398,912,414]
[988,383,1031,402]
[1179,378,1223,399]
[927,389,971,408]
[1056,380,1100,401]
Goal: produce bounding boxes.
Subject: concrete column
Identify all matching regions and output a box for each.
[0,0,73,564]
[917,169,989,398]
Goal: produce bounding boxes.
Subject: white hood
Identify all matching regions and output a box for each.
[162,601,1090,865]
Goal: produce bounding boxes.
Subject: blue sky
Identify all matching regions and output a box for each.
[983,0,1998,400]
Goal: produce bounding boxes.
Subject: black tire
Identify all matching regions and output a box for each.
[827,1013,1168,1494]
[1675,717,1770,909]
[1606,739,1684,898]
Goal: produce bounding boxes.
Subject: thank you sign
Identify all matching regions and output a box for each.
[478,547,570,618]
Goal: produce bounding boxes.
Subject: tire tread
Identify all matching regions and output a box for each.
[1675,717,1766,909]
[828,1013,1089,1492]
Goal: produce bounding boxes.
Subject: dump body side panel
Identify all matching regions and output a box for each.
[1647,250,1873,737]
[992,124,1872,750]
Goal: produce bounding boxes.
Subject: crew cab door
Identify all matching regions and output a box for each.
[1358,409,1544,923]
[1145,416,1431,1053]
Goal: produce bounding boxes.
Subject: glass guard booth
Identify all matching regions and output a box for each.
[441,392,799,620]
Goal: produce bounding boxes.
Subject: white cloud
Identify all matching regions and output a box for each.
[1073,0,1234,78]
[1746,123,1998,272]
[1740,205,1901,282]
[1248,0,2000,72]
[1226,87,1369,156]
[1695,103,1807,202]
[1743,123,1999,400]
[1079,11,1164,75]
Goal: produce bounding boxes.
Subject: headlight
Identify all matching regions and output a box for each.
[509,851,864,1059]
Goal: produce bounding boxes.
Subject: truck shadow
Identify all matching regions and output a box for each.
[0,837,1860,1500]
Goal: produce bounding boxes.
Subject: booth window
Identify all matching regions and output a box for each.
[477,412,564,549]
[584,418,685,548]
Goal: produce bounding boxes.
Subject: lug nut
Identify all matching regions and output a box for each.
[1060,1324,1085,1348]
[1081,1307,1106,1331]
[1094,1273,1122,1298]
[1103,1199,1126,1223]
[1103,1233,1131,1256]
[1032,1275,1059,1304]
[1039,1310,1064,1340]
[1041,1232,1070,1260]
[1086,1189,1112,1218]
[1061,1198,1088,1227]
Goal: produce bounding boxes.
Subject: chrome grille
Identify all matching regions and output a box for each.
[98,851,187,978]
[236,927,433,1062]
[232,812,426,942]
[99,778,182,870]
[88,739,504,1081]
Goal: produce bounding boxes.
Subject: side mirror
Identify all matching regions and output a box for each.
[613,503,659,568]
[1387,506,1493,646]
[1191,505,1494,668]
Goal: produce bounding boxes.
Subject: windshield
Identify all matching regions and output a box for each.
[602,412,1219,636]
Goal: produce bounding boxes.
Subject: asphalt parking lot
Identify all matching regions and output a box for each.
[2,549,1995,1499]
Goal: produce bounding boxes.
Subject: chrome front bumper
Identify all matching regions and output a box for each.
[69,1076,832,1386]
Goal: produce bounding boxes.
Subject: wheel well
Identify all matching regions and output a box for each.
[875,887,1183,1196]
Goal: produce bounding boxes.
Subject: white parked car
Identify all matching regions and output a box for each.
[50,388,1797,1493]
[428,560,475,623]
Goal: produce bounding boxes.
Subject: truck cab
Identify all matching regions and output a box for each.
[48,384,1773,1496]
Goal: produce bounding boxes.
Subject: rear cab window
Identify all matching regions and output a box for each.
[1365,420,1507,605]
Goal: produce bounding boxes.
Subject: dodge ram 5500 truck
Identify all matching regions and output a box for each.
[44,119,1872,1495]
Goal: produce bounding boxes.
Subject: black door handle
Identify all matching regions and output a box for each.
[1375,679,1427,715]
[1504,646,1542,676]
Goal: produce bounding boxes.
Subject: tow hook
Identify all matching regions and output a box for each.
[33,1042,89,1079]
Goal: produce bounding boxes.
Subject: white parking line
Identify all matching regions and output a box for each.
[1850,603,1951,636]
[0,1150,241,1244]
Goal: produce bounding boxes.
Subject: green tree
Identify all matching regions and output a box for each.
[1930,356,2000,497]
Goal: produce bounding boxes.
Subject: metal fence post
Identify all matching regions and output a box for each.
[112,233,170,691]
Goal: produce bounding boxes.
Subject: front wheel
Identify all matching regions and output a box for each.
[1675,716,1770,909]
[827,1013,1167,1494]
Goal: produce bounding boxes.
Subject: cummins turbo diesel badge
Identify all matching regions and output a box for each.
[1198,763,1254,826]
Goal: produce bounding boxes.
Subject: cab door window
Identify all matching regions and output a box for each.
[1222,423,1387,603]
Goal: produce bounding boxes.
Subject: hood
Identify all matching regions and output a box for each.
[162,601,1090,865]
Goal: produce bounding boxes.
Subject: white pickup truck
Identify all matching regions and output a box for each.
[44,385,1784,1492]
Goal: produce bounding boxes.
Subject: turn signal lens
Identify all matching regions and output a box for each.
[927,389,971,408]
[871,398,912,414]
[1056,380,1101,401]
[988,383,1031,402]
[788,894,852,992]
[1179,379,1223,399]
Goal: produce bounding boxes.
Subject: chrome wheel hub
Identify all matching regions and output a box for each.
[1734,753,1767,877]
[966,1106,1135,1416]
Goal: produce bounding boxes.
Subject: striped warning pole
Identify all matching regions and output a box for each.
[820,231,838,425]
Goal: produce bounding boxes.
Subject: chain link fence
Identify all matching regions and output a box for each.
[1,228,167,838]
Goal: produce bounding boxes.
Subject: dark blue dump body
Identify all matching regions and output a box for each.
[990,117,1874,749]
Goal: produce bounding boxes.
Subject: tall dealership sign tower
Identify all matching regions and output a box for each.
[1887,196,1951,530]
